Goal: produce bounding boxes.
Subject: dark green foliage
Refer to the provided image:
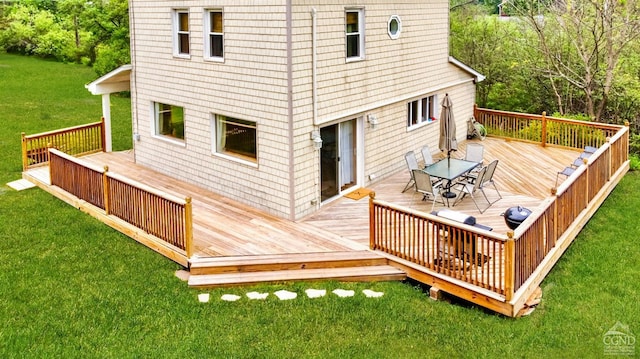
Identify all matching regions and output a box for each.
[0,0,129,74]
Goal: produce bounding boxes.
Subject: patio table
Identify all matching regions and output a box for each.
[423,158,480,206]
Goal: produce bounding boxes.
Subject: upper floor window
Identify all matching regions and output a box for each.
[204,9,224,60]
[173,10,190,57]
[155,102,185,141]
[407,95,437,128]
[214,115,257,163]
[345,9,365,61]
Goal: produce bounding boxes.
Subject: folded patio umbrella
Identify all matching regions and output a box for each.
[439,93,458,162]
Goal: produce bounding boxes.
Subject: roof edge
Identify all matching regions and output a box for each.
[448,56,486,83]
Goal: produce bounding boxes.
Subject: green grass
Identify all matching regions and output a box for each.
[1,53,639,358]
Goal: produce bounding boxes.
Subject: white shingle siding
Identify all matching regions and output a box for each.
[129,0,479,220]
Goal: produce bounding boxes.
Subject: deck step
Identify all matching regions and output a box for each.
[187,265,406,288]
[189,250,388,275]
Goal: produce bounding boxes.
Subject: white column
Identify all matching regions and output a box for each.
[101,94,112,152]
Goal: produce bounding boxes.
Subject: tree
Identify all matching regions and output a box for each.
[514,0,640,121]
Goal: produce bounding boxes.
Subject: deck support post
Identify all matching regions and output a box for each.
[504,231,515,302]
[185,197,193,259]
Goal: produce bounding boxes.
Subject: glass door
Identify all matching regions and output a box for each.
[320,119,357,202]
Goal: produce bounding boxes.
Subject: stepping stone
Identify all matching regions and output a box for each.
[274,290,297,300]
[363,289,384,298]
[198,293,210,303]
[221,294,241,302]
[246,291,269,300]
[332,289,355,298]
[305,289,326,298]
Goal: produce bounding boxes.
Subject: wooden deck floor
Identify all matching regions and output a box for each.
[54,137,579,259]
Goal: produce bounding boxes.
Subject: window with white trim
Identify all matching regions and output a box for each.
[173,9,190,56]
[155,102,185,140]
[407,95,438,128]
[214,115,257,163]
[204,9,224,60]
[345,9,365,61]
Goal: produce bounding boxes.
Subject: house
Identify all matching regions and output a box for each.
[89,1,484,221]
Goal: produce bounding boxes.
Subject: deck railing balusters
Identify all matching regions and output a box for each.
[47,148,193,260]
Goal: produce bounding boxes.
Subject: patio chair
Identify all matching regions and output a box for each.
[555,166,575,187]
[421,145,435,167]
[402,151,420,193]
[453,166,489,213]
[584,146,597,154]
[465,143,484,164]
[412,169,444,212]
[478,159,502,204]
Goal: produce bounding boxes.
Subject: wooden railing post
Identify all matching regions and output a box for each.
[21,132,28,171]
[541,111,547,147]
[369,191,376,250]
[100,117,107,152]
[504,231,515,302]
[185,197,193,258]
[47,143,53,184]
[103,166,110,215]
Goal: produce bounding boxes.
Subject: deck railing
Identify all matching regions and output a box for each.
[371,109,629,310]
[48,149,193,259]
[369,198,509,296]
[474,106,620,149]
[21,119,105,170]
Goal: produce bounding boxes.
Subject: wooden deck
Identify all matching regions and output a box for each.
[26,137,580,259]
[21,107,628,316]
[303,137,580,244]
[23,137,587,313]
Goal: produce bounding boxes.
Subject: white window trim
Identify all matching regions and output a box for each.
[407,95,439,131]
[210,114,259,168]
[388,15,402,39]
[151,102,187,147]
[173,9,190,59]
[345,8,365,62]
[203,9,224,62]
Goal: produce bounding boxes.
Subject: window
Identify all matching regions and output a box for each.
[215,115,257,162]
[345,9,365,61]
[204,9,224,60]
[155,102,185,140]
[388,15,402,39]
[407,95,437,128]
[174,10,190,56]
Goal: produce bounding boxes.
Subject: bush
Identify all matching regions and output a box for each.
[629,154,640,171]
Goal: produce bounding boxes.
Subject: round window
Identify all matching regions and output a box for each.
[388,15,402,39]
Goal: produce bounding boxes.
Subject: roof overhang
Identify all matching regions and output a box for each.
[448,56,486,83]
[85,64,132,95]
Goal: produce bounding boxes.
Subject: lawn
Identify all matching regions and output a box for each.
[0,53,638,358]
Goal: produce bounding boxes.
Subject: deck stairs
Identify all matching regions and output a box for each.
[187,250,406,288]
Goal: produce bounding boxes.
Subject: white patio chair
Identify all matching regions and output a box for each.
[412,169,444,212]
[402,151,420,193]
[465,143,484,164]
[478,159,502,204]
[453,166,489,213]
[421,145,435,167]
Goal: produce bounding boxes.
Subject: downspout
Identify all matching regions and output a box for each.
[287,0,295,220]
[311,8,320,209]
[312,7,317,126]
[129,0,139,162]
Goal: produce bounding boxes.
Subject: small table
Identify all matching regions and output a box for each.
[423,158,480,206]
